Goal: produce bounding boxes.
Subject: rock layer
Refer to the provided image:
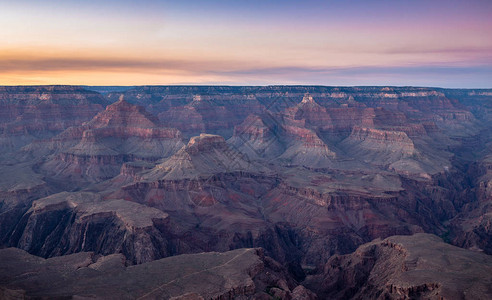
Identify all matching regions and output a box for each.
[39,97,184,183]
[304,233,492,300]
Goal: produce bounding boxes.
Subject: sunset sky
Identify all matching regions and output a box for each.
[1,0,491,87]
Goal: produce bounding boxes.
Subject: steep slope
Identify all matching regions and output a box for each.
[229,103,338,168]
[228,114,285,158]
[40,97,184,183]
[0,85,491,299]
[0,86,107,152]
[304,233,492,299]
[279,121,337,168]
[340,126,417,167]
[289,93,333,130]
[145,133,257,180]
[4,192,171,264]
[450,138,492,254]
[159,94,264,138]
[0,163,53,247]
[339,126,453,177]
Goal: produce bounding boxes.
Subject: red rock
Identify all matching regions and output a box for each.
[0,86,107,151]
[40,97,184,183]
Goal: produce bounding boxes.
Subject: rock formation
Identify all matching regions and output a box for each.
[304,233,492,299]
[0,247,316,299]
[3,192,171,264]
[0,85,491,299]
[0,86,107,152]
[38,96,184,183]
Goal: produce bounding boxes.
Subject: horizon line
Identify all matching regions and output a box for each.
[1,84,492,90]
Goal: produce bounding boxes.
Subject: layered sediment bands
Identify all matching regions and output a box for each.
[304,233,492,300]
[280,124,336,167]
[261,185,423,265]
[288,94,333,130]
[159,105,206,133]
[39,97,184,183]
[1,85,492,298]
[0,86,107,151]
[7,192,171,264]
[144,134,262,181]
[159,94,265,138]
[228,114,284,158]
[341,126,416,160]
[119,168,432,267]
[323,107,376,134]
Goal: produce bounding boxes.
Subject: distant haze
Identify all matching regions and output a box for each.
[1,0,491,87]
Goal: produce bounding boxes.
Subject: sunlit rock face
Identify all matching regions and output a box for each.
[0,85,491,299]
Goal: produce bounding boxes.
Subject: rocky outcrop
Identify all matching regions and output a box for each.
[228,114,285,158]
[0,247,316,299]
[304,233,492,300]
[0,163,53,246]
[1,85,492,299]
[158,94,264,138]
[341,126,416,161]
[449,151,492,254]
[6,192,171,264]
[145,133,261,181]
[289,93,333,130]
[0,86,107,151]
[279,123,336,167]
[39,97,184,183]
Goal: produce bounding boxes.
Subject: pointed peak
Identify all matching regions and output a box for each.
[112,94,131,106]
[115,94,132,105]
[107,95,140,112]
[301,93,315,104]
[90,95,160,128]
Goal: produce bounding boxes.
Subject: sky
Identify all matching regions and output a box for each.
[1,0,491,87]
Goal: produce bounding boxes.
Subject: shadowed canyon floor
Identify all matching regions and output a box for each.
[0,85,491,299]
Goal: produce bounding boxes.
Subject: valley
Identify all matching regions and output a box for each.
[0,85,491,299]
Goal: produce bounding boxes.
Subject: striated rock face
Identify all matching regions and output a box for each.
[145,133,258,181]
[0,247,315,299]
[341,126,416,163]
[1,85,492,299]
[0,86,107,152]
[228,114,285,158]
[304,233,492,300]
[158,93,265,138]
[230,111,337,168]
[39,97,184,183]
[280,123,336,167]
[6,192,171,264]
[89,95,160,128]
[290,93,333,130]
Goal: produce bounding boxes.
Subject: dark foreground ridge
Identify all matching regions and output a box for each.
[305,233,492,299]
[1,234,490,299]
[0,247,317,299]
